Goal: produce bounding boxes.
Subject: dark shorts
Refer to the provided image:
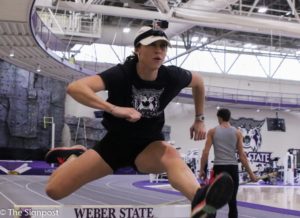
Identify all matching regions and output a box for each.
[92,132,165,171]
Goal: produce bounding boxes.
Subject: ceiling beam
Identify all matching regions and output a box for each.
[173,8,300,39]
[35,0,300,39]
[247,0,260,16]
[286,0,300,22]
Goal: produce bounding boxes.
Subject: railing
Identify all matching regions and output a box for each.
[179,86,300,109]
[30,9,95,76]
[37,11,102,38]
[32,12,68,52]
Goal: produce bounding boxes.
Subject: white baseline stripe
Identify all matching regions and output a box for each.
[0,191,16,205]
[25,183,62,205]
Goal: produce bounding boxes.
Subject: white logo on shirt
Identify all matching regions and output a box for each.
[131,86,164,118]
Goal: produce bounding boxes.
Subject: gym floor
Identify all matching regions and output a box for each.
[0,174,299,218]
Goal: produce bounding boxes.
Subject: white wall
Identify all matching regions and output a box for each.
[165,102,300,166]
[202,72,300,100]
[62,91,108,146]
[64,91,108,117]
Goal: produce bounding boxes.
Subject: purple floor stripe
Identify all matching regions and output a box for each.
[237,201,300,216]
[133,180,182,196]
[134,180,300,216]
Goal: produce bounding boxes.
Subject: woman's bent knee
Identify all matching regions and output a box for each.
[45,183,63,200]
[45,181,72,200]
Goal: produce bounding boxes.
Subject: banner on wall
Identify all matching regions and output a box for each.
[230,117,265,152]
[230,117,272,164]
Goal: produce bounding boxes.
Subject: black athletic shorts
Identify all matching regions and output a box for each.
[92,132,165,171]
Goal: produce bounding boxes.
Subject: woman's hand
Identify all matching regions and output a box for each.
[110,106,142,122]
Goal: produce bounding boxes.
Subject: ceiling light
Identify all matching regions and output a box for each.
[251,45,258,49]
[191,36,199,42]
[244,43,252,48]
[258,7,268,13]
[9,49,14,57]
[36,65,41,72]
[170,40,185,46]
[123,27,130,33]
[285,11,292,16]
[200,37,208,43]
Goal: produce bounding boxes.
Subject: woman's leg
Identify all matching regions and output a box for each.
[134,141,200,201]
[136,141,234,218]
[45,149,113,200]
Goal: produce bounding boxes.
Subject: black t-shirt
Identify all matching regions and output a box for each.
[98,60,192,137]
